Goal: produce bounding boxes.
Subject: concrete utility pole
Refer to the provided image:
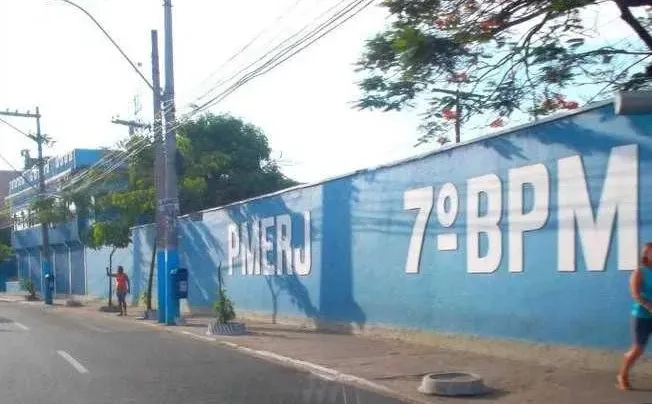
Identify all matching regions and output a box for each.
[150,29,167,323]
[161,0,181,325]
[111,31,165,320]
[0,108,53,305]
[110,118,150,135]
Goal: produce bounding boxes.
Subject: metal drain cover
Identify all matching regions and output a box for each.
[418,372,486,396]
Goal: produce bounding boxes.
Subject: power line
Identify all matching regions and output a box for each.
[192,0,376,113]
[187,0,309,99]
[56,0,378,197]
[52,0,154,91]
[0,151,40,193]
[0,115,44,193]
[189,0,356,108]
[62,0,354,190]
[0,117,33,140]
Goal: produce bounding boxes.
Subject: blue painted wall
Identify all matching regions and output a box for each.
[0,259,17,292]
[27,249,41,293]
[12,221,81,250]
[81,102,652,350]
[53,245,70,295]
[85,244,135,302]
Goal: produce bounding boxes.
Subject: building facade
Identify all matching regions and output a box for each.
[114,100,652,350]
[10,100,652,351]
[0,170,20,229]
[6,148,109,295]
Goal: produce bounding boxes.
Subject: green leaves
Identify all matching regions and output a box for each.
[177,113,297,211]
[30,197,74,227]
[355,0,652,144]
[85,220,130,250]
[0,243,12,261]
[63,113,296,252]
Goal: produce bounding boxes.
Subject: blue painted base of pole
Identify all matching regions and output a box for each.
[42,261,53,305]
[165,248,180,325]
[156,250,166,323]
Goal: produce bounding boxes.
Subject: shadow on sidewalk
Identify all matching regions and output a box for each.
[245,324,349,336]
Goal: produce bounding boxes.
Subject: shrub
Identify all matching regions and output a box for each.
[139,290,150,307]
[20,279,36,300]
[213,263,235,324]
[213,288,235,324]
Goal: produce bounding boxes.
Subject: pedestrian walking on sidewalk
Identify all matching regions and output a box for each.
[107,266,130,317]
[618,242,652,390]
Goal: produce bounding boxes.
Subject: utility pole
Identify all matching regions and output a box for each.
[0,108,53,305]
[162,0,181,325]
[110,118,150,135]
[35,108,53,305]
[150,29,167,323]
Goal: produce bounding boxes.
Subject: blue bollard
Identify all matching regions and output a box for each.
[43,261,53,305]
[164,249,180,325]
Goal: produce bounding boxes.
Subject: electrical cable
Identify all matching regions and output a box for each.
[53,0,379,196]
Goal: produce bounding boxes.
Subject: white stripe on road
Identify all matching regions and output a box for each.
[13,322,29,331]
[57,351,89,374]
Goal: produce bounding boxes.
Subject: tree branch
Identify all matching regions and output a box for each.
[585,54,652,103]
[615,0,652,51]
[472,11,554,108]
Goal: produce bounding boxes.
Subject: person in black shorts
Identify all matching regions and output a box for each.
[618,243,652,390]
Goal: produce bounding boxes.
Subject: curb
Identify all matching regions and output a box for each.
[0,297,22,303]
[208,336,398,398]
[42,307,430,404]
[128,318,411,402]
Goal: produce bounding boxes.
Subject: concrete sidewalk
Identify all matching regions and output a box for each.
[171,316,652,404]
[3,293,651,403]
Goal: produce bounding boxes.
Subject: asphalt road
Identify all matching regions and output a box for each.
[0,302,403,404]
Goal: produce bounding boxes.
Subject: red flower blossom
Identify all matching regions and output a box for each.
[540,95,579,111]
[442,108,457,120]
[489,118,504,128]
[448,72,469,83]
[479,18,500,33]
[434,14,459,29]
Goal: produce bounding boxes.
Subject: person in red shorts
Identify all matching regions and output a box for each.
[107,266,131,317]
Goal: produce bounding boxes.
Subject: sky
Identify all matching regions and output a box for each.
[0,0,644,185]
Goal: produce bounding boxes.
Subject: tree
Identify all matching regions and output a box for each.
[356,0,652,145]
[0,228,12,262]
[177,113,297,214]
[82,134,156,308]
[0,244,12,262]
[41,113,295,310]
[33,134,154,308]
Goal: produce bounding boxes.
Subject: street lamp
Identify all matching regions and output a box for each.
[51,0,154,91]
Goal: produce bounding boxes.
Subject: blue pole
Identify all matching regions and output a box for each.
[150,29,166,324]
[35,107,53,306]
[162,0,180,325]
[42,260,52,304]
[156,250,166,323]
[165,249,179,325]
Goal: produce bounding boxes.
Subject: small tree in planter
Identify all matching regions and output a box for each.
[213,287,235,324]
[207,263,246,336]
[20,279,37,301]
